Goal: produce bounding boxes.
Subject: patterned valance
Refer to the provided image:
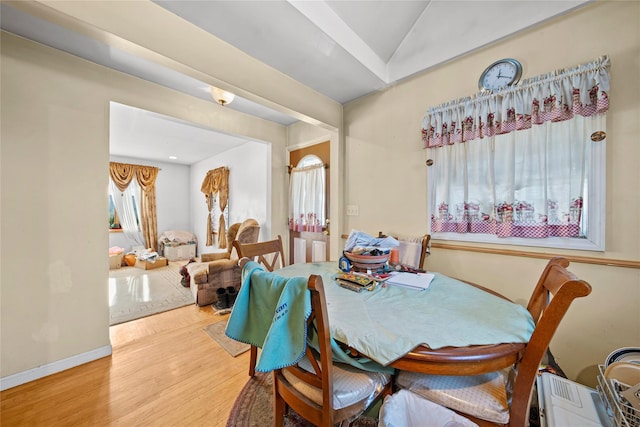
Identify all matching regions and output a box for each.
[422,56,610,148]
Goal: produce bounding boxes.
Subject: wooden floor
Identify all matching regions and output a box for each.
[1,305,250,426]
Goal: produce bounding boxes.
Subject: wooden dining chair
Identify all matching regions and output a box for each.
[233,235,286,376]
[412,234,431,270]
[273,273,393,427]
[233,235,285,273]
[379,232,431,270]
[396,257,592,427]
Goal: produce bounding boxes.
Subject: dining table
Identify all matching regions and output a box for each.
[275,261,535,376]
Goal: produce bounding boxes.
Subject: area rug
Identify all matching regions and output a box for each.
[203,321,250,357]
[109,262,193,325]
[226,372,379,427]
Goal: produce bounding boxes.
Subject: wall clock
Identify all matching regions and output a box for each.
[478,58,523,91]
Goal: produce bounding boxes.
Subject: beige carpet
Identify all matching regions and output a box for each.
[109,261,193,325]
[203,321,250,357]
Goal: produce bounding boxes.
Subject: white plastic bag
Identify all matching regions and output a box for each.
[378,389,479,427]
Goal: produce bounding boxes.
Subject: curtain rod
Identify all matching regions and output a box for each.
[425,55,610,115]
[287,164,328,174]
[109,161,161,170]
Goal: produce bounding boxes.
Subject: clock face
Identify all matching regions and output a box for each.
[479,59,522,91]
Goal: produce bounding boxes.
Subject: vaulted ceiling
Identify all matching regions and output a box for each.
[1,1,591,164]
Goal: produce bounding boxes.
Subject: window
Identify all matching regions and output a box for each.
[109,193,141,230]
[109,178,142,232]
[297,155,323,168]
[109,195,122,230]
[423,57,609,251]
[288,155,326,232]
[108,161,159,250]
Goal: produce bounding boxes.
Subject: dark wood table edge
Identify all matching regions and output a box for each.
[389,342,525,375]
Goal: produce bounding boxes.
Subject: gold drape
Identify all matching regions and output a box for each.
[109,162,136,192]
[136,166,159,253]
[109,162,159,251]
[201,167,229,248]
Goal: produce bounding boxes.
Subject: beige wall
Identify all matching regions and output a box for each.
[0,32,290,380]
[2,0,638,390]
[343,1,640,386]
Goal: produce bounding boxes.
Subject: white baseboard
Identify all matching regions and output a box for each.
[0,345,112,391]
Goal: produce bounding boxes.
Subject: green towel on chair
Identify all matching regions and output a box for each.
[225,261,311,372]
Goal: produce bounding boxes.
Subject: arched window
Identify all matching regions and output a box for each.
[288,155,326,232]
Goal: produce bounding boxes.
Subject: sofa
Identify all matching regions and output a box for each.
[186,219,260,306]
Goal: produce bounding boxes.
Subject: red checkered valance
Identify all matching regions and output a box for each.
[422,56,610,148]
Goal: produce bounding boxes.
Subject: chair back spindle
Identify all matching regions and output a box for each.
[508,258,592,426]
[233,235,285,272]
[272,271,391,426]
[396,257,592,427]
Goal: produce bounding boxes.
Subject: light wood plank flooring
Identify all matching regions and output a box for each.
[1,305,249,426]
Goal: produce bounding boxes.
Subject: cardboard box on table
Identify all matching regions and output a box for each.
[135,257,168,270]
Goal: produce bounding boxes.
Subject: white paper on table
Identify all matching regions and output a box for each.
[386,272,434,290]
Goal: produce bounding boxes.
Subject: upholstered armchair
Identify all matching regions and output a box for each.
[186,219,260,306]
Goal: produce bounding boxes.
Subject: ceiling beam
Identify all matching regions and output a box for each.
[10,0,342,130]
[288,0,388,82]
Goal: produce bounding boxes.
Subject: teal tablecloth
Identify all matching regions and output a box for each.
[277,262,535,366]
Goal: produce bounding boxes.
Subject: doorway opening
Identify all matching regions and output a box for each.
[288,141,330,264]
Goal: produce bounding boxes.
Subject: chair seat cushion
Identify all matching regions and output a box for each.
[396,368,512,425]
[282,357,391,410]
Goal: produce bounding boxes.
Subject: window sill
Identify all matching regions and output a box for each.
[430,241,639,269]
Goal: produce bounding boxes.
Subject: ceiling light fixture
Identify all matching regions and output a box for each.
[210,86,235,106]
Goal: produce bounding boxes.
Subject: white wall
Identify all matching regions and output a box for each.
[190,141,271,256]
[108,155,191,254]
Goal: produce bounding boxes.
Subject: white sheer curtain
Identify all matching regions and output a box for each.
[424,56,609,240]
[288,164,326,232]
[109,178,145,247]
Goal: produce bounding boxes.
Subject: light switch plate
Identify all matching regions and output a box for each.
[346,205,359,216]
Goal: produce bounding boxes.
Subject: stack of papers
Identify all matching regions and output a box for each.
[386,272,434,290]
